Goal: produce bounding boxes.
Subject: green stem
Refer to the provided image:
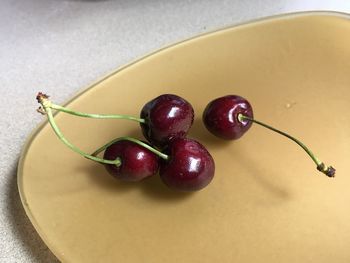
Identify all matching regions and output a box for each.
[44,106,121,166]
[92,137,169,161]
[238,114,335,177]
[50,103,145,123]
[36,92,168,164]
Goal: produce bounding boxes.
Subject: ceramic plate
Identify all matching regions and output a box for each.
[18,12,350,263]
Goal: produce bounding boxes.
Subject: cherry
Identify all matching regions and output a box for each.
[159,138,215,191]
[103,140,159,182]
[203,95,253,140]
[140,94,194,147]
[202,94,335,177]
[36,92,335,186]
[36,92,194,148]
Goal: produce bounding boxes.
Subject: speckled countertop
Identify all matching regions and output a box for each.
[1,1,349,262]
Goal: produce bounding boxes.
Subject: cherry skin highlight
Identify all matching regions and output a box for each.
[159,138,215,191]
[103,140,159,182]
[140,94,194,147]
[203,95,253,140]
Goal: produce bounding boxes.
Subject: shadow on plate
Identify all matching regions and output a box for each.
[226,145,291,203]
[79,161,193,203]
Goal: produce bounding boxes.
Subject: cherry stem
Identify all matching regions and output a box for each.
[238,114,335,177]
[91,137,169,161]
[37,93,121,166]
[36,92,168,164]
[51,104,145,123]
[45,106,122,165]
[42,97,145,123]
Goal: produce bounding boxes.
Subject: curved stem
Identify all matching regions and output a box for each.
[36,92,168,165]
[51,104,145,123]
[37,94,121,166]
[238,114,335,177]
[92,137,169,161]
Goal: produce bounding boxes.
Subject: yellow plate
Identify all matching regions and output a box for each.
[18,12,350,263]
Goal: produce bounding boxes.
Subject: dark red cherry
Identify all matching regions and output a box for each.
[159,138,215,191]
[140,94,194,147]
[103,140,159,182]
[203,95,253,140]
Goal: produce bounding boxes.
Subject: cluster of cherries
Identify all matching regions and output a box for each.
[37,92,335,192]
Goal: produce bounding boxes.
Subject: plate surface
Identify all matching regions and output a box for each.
[18,12,350,263]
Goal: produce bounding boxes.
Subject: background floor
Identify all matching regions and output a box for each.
[1,1,349,262]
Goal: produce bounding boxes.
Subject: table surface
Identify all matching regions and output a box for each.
[1,1,349,262]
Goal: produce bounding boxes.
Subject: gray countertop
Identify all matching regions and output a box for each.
[1,1,349,262]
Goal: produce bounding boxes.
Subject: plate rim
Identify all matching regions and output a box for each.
[17,10,350,262]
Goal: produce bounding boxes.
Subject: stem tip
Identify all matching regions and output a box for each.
[36,92,49,104]
[317,163,336,178]
[36,106,46,115]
